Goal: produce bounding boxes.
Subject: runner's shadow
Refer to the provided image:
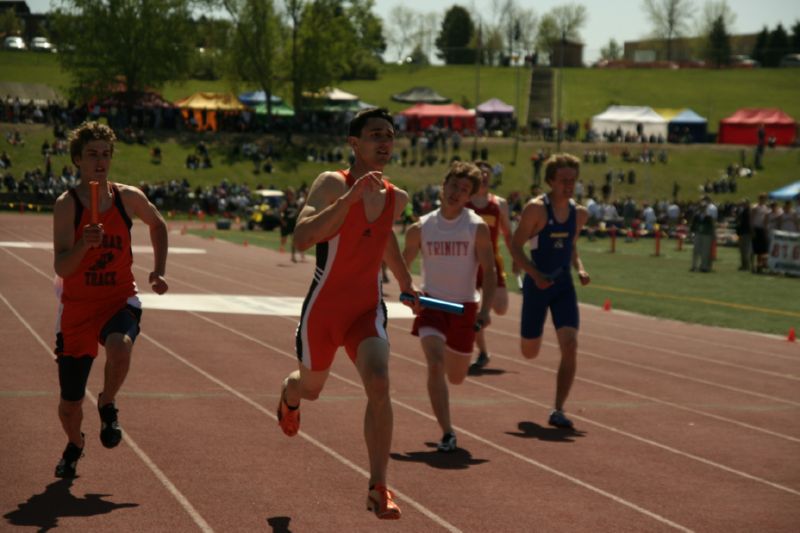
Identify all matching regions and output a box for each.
[467,366,508,377]
[506,421,586,443]
[266,516,292,532]
[391,444,488,470]
[3,478,138,531]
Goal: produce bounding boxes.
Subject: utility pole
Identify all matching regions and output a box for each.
[473,22,481,154]
[556,29,565,152]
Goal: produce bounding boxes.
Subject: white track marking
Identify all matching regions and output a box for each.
[0,291,214,533]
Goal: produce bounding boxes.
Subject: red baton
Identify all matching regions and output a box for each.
[90,181,99,224]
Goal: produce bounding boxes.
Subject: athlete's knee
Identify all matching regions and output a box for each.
[557,329,578,357]
[363,369,391,400]
[59,398,82,417]
[447,371,467,385]
[105,334,133,360]
[520,338,542,359]
[301,385,323,402]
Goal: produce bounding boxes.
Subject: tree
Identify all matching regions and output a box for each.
[792,21,800,53]
[600,38,622,60]
[765,23,790,67]
[50,0,195,104]
[0,8,23,36]
[535,4,588,59]
[642,0,695,61]
[386,5,420,63]
[220,0,283,116]
[695,0,735,36]
[751,26,769,65]
[342,0,386,79]
[435,5,476,64]
[704,15,730,67]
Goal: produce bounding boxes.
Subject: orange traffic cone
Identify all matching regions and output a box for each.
[788,327,796,342]
[243,239,249,247]
[603,298,611,311]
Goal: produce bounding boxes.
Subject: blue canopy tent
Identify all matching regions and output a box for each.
[668,108,707,143]
[238,91,284,107]
[769,180,800,201]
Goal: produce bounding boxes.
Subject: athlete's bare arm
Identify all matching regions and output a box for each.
[401,221,422,267]
[572,206,590,286]
[53,192,99,278]
[120,184,169,294]
[474,223,496,327]
[293,170,382,251]
[383,188,417,296]
[510,199,553,289]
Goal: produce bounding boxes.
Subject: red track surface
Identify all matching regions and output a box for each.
[1,212,798,532]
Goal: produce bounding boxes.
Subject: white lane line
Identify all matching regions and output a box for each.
[140,332,462,533]
[385,325,800,445]
[0,240,207,254]
[0,291,214,533]
[188,312,693,531]
[579,331,800,380]
[488,325,800,408]
[385,340,800,498]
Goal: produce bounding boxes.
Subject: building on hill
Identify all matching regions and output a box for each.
[549,39,584,68]
[623,33,759,64]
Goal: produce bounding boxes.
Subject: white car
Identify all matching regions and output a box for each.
[3,36,26,51]
[30,36,56,53]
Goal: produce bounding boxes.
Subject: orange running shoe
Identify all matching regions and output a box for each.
[366,484,401,520]
[277,383,300,437]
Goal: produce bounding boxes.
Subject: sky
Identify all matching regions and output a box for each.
[24,0,800,63]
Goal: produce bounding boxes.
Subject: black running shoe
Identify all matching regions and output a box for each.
[548,409,574,429]
[55,434,84,478]
[469,351,490,372]
[436,432,457,453]
[98,396,122,448]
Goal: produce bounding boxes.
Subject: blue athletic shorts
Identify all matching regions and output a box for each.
[520,274,579,339]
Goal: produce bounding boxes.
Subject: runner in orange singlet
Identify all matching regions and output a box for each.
[52,122,169,478]
[466,160,514,371]
[275,108,420,519]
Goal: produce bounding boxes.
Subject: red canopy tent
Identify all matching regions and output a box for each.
[398,103,476,132]
[718,108,796,146]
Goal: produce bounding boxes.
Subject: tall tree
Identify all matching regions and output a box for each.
[50,0,195,104]
[535,4,587,60]
[695,0,735,36]
[493,0,538,65]
[386,5,419,63]
[221,0,283,116]
[704,15,731,67]
[435,5,476,64]
[751,26,769,65]
[0,8,23,36]
[642,0,695,61]
[765,23,790,66]
[343,0,386,79]
[792,21,800,53]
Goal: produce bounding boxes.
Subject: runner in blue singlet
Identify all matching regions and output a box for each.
[510,153,591,430]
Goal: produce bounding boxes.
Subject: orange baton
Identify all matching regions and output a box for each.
[90,181,99,224]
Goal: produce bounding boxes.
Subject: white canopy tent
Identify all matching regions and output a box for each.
[591,105,668,139]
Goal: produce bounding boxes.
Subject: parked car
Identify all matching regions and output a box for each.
[779,53,800,67]
[3,36,26,51]
[730,54,759,68]
[247,189,284,231]
[30,36,56,53]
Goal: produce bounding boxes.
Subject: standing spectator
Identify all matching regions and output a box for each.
[691,196,716,272]
[734,199,753,271]
[279,187,302,262]
[779,201,798,232]
[751,194,770,273]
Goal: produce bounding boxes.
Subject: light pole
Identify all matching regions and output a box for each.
[556,29,565,153]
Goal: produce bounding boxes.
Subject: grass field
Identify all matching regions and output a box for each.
[189,223,798,338]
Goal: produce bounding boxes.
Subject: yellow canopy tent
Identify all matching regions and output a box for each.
[174,92,249,131]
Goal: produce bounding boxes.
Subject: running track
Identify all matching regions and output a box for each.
[1,212,798,532]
